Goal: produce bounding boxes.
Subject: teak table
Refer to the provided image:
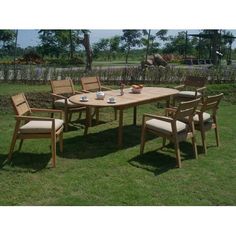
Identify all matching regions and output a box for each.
[69,87,179,147]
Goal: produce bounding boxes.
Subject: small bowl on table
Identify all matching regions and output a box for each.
[131,85,143,94]
[96,91,105,100]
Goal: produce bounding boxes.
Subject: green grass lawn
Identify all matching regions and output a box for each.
[0,82,236,205]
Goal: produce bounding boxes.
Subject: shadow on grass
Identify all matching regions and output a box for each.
[128,141,199,176]
[65,118,111,132]
[0,152,51,173]
[61,124,154,160]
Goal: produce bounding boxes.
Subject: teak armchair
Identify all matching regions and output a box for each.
[50,78,86,131]
[173,75,207,105]
[140,98,200,168]
[80,76,112,93]
[80,76,117,123]
[8,93,64,167]
[193,93,224,154]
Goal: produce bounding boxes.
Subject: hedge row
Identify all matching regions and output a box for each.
[0,64,236,84]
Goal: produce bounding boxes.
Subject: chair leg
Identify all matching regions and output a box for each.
[59,132,63,153]
[174,141,181,168]
[8,134,18,160]
[51,133,56,167]
[191,136,198,159]
[114,108,117,120]
[162,138,166,149]
[78,111,82,120]
[8,122,20,160]
[95,108,99,124]
[200,129,207,154]
[64,110,68,132]
[68,112,72,123]
[215,126,220,147]
[140,126,146,155]
[18,139,24,151]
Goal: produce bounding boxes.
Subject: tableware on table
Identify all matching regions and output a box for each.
[131,84,143,94]
[107,96,116,103]
[80,95,88,102]
[96,91,105,100]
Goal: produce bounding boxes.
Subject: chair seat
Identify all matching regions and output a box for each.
[176,91,201,98]
[20,119,64,134]
[193,112,211,123]
[146,118,187,135]
[54,99,79,108]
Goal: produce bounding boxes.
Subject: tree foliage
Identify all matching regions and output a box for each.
[121,30,142,63]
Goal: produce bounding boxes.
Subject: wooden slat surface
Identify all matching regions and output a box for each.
[69,87,179,108]
[51,80,74,94]
[81,76,100,91]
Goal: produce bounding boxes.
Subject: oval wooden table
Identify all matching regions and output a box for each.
[69,87,179,148]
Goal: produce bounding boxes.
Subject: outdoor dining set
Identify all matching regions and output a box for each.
[8,76,224,168]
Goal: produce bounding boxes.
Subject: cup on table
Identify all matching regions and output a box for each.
[108,96,115,102]
[81,95,87,101]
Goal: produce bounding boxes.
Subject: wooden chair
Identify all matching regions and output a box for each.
[80,76,117,123]
[80,76,112,93]
[50,78,86,131]
[173,75,207,105]
[193,93,224,154]
[8,93,64,167]
[140,98,200,168]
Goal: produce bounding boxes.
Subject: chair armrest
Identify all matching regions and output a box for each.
[31,108,63,113]
[165,107,177,117]
[50,93,67,100]
[196,86,206,92]
[196,110,202,115]
[101,86,112,91]
[15,115,55,122]
[74,90,83,94]
[174,84,185,90]
[81,90,90,93]
[143,113,173,123]
[31,108,63,118]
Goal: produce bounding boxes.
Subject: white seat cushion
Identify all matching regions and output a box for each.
[193,112,211,123]
[146,118,187,135]
[177,91,201,98]
[20,119,64,134]
[54,99,79,108]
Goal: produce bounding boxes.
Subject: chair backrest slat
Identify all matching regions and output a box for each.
[81,76,101,92]
[202,93,224,113]
[11,93,31,116]
[50,79,75,95]
[175,98,200,120]
[184,76,207,88]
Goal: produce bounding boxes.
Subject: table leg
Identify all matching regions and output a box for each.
[95,107,99,124]
[118,109,123,148]
[166,96,171,108]
[133,106,137,125]
[84,106,91,135]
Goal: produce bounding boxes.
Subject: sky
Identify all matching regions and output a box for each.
[17,29,236,49]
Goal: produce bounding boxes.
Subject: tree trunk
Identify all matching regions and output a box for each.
[145,30,151,62]
[82,33,93,71]
[69,30,74,59]
[211,30,219,65]
[125,46,130,64]
[13,30,18,80]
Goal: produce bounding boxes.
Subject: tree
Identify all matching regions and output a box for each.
[141,29,168,61]
[162,31,197,56]
[38,30,61,58]
[0,30,16,55]
[38,30,93,70]
[77,30,93,71]
[93,36,121,60]
[121,30,142,64]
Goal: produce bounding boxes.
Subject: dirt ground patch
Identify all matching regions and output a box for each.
[0,92,52,113]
